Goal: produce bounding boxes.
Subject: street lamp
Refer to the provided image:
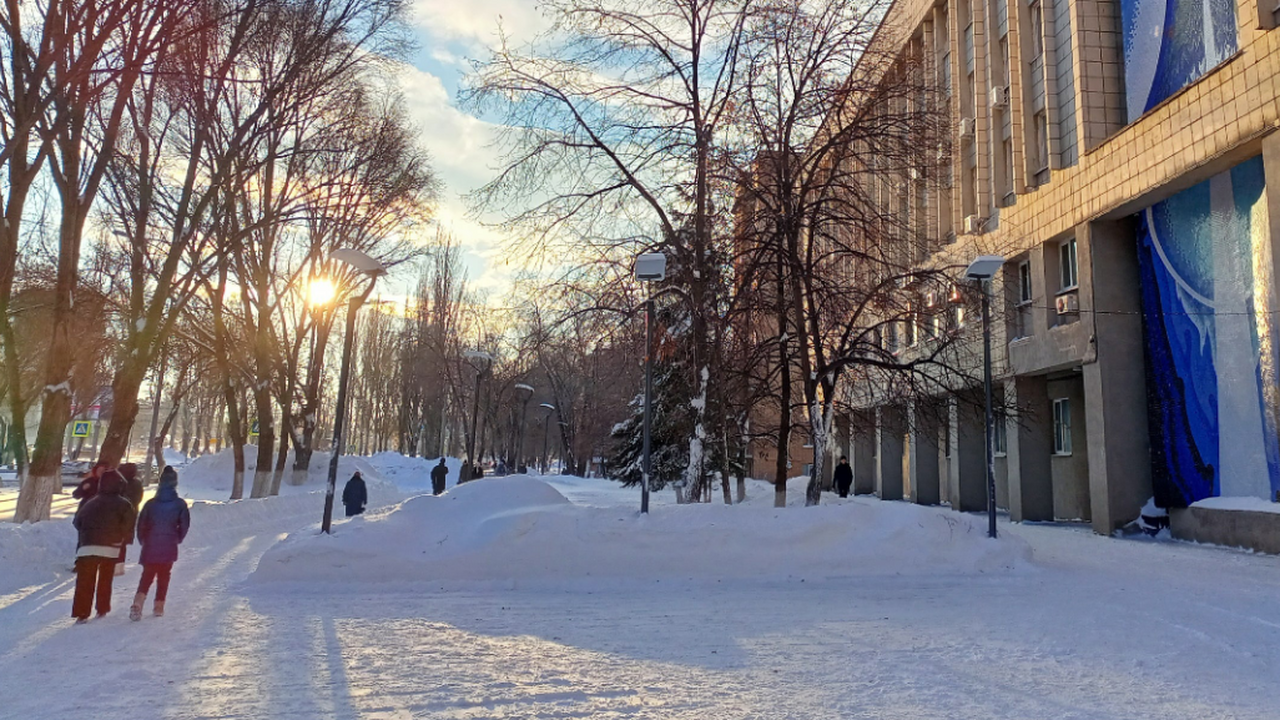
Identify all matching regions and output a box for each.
[514,383,534,472]
[965,254,1005,540]
[321,248,387,534]
[634,252,666,513]
[463,349,494,482]
[538,402,555,474]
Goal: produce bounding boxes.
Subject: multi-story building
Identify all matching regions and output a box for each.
[835,0,1280,550]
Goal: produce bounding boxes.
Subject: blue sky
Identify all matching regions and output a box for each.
[390,0,553,301]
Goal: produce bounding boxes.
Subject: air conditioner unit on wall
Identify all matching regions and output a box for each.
[1056,293,1079,314]
[959,117,975,138]
[989,85,1009,108]
[963,214,983,234]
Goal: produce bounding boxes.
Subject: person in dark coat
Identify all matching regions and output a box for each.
[71,470,136,623]
[430,458,448,496]
[114,462,145,575]
[834,456,853,498]
[72,462,111,510]
[342,471,367,517]
[130,466,190,621]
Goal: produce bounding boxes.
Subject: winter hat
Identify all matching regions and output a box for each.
[160,466,179,486]
[117,462,138,481]
[99,470,126,495]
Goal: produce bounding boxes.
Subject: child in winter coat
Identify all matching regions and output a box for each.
[130,466,191,620]
[71,470,136,623]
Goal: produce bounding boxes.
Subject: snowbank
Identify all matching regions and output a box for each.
[250,476,1031,590]
[364,452,464,494]
[0,519,77,593]
[178,446,390,501]
[1192,496,1280,514]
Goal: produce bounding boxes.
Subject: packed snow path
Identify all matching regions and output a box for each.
[1,476,1279,719]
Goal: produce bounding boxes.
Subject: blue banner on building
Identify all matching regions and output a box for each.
[1137,156,1280,506]
[1121,0,1237,122]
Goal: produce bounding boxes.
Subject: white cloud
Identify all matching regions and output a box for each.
[410,0,551,51]
[392,64,523,299]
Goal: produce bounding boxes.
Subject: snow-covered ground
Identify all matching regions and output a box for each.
[1,459,1279,719]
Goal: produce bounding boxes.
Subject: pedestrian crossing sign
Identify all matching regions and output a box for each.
[250,420,260,437]
[72,421,92,438]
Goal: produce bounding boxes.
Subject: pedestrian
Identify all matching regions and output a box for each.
[114,462,145,576]
[342,471,367,517]
[71,462,110,510]
[834,455,853,498]
[130,466,190,621]
[71,470,136,623]
[473,462,484,479]
[431,458,448,496]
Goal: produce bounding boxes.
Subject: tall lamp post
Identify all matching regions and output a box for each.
[463,350,494,482]
[321,248,386,534]
[538,402,555,474]
[965,254,1005,540]
[634,252,667,515]
[514,383,534,472]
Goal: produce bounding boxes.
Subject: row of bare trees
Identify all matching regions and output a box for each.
[2,0,439,521]
[467,0,1004,506]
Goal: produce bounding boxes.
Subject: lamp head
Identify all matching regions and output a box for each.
[331,247,388,277]
[634,252,667,282]
[965,255,1006,281]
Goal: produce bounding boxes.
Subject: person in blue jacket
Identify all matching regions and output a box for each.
[129,466,190,621]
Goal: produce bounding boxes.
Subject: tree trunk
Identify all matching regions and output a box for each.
[16,200,85,523]
[249,390,274,498]
[97,354,149,467]
[270,411,290,495]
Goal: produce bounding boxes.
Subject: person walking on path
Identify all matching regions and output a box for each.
[342,471,368,517]
[130,466,190,621]
[71,470,136,623]
[431,458,448,496]
[834,456,853,498]
[114,463,145,576]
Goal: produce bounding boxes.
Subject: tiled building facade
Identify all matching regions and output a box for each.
[838,0,1280,543]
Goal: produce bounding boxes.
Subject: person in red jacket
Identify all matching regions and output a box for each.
[71,470,136,623]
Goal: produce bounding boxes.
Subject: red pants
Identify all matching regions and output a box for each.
[72,556,117,619]
[137,563,173,603]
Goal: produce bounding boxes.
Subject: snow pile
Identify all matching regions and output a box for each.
[251,476,1031,590]
[364,452,464,494]
[1192,496,1280,514]
[0,519,76,593]
[178,446,389,501]
[162,448,189,467]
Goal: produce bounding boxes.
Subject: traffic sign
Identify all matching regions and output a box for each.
[72,421,92,438]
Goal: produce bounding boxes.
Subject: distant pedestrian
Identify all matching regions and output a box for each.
[114,463,145,575]
[834,456,853,498]
[342,471,368,517]
[473,462,484,479]
[130,466,190,621]
[431,458,448,496]
[71,470,136,623]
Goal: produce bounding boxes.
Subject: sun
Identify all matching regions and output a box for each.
[307,277,337,307]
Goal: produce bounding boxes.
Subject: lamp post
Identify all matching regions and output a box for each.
[965,254,1005,540]
[514,383,534,472]
[463,350,494,482]
[321,248,387,534]
[634,252,667,514]
[538,402,555,474]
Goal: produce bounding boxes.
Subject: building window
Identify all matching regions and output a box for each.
[1052,398,1072,455]
[1059,237,1078,291]
[1033,111,1049,177]
[1018,261,1032,304]
[994,412,1007,456]
[1028,0,1044,59]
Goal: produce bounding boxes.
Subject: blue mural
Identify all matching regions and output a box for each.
[1138,156,1280,506]
[1121,0,1238,122]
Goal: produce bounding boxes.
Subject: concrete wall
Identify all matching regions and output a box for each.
[1006,376,1055,522]
[1171,507,1280,555]
[876,406,906,501]
[850,410,876,495]
[908,403,942,505]
[949,398,987,512]
[1047,374,1091,521]
[1081,219,1153,533]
